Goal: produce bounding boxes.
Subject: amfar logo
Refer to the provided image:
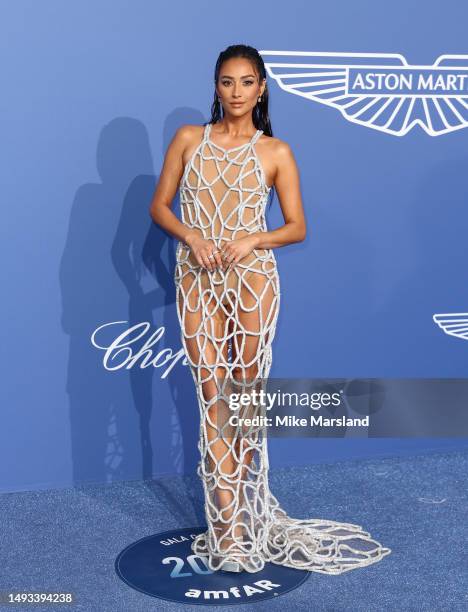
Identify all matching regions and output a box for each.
[259,50,468,136]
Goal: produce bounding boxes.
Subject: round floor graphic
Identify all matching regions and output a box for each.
[115,526,310,605]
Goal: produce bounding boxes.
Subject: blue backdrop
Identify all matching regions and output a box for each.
[2,0,467,493]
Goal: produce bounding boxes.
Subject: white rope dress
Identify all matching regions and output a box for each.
[174,122,391,574]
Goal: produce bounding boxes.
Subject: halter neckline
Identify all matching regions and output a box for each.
[205,122,262,152]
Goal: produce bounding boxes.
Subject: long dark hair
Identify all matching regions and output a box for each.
[205,44,275,204]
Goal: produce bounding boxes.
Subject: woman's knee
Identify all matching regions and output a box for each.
[232,364,259,383]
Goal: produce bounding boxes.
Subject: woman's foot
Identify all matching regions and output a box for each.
[218,558,243,573]
[213,525,248,572]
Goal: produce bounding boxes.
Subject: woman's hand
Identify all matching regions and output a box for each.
[221,235,259,270]
[185,232,224,272]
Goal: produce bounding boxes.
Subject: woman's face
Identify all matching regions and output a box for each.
[216,57,266,118]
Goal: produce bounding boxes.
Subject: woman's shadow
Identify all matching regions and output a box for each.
[60,112,207,528]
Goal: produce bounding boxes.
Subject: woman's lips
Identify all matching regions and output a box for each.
[230,102,244,106]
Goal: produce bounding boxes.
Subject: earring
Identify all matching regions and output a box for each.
[257,96,262,103]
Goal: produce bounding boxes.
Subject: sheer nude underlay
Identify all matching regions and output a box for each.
[174,122,391,573]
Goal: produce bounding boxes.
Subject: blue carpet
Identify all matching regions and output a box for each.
[0,449,466,611]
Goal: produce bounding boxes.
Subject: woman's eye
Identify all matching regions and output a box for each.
[221,81,254,86]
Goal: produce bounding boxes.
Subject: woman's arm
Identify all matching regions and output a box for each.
[149,125,225,271]
[254,140,306,248]
[149,125,200,245]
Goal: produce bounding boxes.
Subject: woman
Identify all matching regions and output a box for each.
[150,44,391,574]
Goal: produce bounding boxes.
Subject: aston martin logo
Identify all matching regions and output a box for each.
[433,313,468,340]
[259,50,468,136]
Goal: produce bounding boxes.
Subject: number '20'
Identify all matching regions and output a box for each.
[162,555,213,578]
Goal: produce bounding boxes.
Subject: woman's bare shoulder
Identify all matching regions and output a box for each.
[255,134,295,187]
[259,133,295,161]
[174,123,205,145]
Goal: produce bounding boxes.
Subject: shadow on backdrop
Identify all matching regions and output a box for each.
[59,111,208,527]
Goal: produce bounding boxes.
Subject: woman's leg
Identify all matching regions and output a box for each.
[177,275,240,554]
[230,270,280,546]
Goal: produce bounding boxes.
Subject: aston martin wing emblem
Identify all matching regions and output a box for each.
[433,313,468,340]
[259,51,468,136]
